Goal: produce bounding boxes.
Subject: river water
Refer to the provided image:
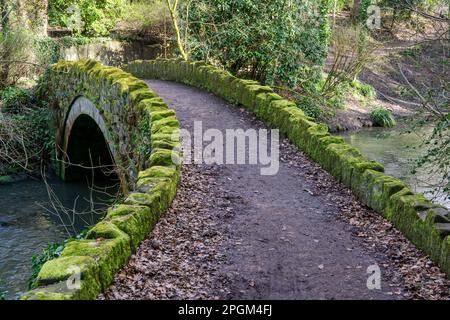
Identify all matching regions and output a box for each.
[340,125,449,208]
[0,175,118,299]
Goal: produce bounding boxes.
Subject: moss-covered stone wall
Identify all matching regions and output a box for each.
[21,60,181,300]
[123,58,450,278]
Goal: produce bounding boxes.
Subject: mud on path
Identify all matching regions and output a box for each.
[101,80,450,300]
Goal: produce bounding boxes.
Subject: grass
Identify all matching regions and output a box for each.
[351,79,376,99]
[370,107,397,127]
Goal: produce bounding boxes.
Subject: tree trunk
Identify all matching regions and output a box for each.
[31,0,48,36]
[10,0,27,29]
[165,0,188,61]
[351,0,361,22]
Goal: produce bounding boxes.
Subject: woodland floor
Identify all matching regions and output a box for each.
[324,15,448,131]
[100,80,450,300]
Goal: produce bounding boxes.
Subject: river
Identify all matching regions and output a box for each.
[340,125,449,208]
[0,174,119,299]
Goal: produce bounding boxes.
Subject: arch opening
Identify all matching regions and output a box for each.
[64,114,116,182]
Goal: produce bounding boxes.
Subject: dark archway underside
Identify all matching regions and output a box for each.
[65,114,115,182]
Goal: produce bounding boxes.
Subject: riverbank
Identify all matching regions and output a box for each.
[323,13,448,132]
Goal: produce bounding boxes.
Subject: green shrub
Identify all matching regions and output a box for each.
[48,0,126,36]
[296,96,323,120]
[0,28,35,86]
[185,0,331,88]
[351,79,376,99]
[0,87,34,113]
[0,87,54,176]
[370,107,396,127]
[316,78,349,109]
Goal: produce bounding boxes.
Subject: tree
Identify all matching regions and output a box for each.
[184,0,331,88]
[30,0,48,36]
[165,0,188,61]
[351,0,362,22]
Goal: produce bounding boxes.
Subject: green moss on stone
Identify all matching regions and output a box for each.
[105,205,158,251]
[61,238,131,290]
[138,165,177,180]
[149,148,180,167]
[37,256,101,299]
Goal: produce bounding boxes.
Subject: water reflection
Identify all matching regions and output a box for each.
[340,125,449,208]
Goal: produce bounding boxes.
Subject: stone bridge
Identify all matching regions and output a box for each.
[22,59,450,300]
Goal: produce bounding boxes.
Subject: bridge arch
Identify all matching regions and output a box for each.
[61,96,117,182]
[23,59,181,300]
[47,59,160,193]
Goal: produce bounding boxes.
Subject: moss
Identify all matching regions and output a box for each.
[136,98,168,113]
[241,85,274,111]
[152,139,181,151]
[149,149,180,167]
[151,126,180,137]
[60,238,131,290]
[129,87,158,103]
[105,204,158,251]
[138,165,177,180]
[121,58,450,280]
[150,116,180,134]
[387,191,432,244]
[86,221,131,242]
[124,191,162,214]
[266,99,297,129]
[253,92,285,123]
[356,170,406,215]
[37,256,96,284]
[151,110,176,122]
[36,256,101,299]
[21,282,76,300]
[0,175,14,185]
[151,132,180,143]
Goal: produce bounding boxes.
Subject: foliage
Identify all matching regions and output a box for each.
[296,96,323,120]
[34,35,96,66]
[0,86,54,176]
[48,0,126,36]
[184,0,331,87]
[351,79,376,99]
[0,27,36,87]
[321,25,377,99]
[28,228,90,290]
[0,87,34,113]
[370,107,396,127]
[358,0,374,24]
[165,0,188,60]
[121,0,167,28]
[0,286,6,300]
[333,0,353,12]
[413,115,449,200]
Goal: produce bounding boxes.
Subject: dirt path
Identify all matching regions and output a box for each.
[101,80,450,300]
